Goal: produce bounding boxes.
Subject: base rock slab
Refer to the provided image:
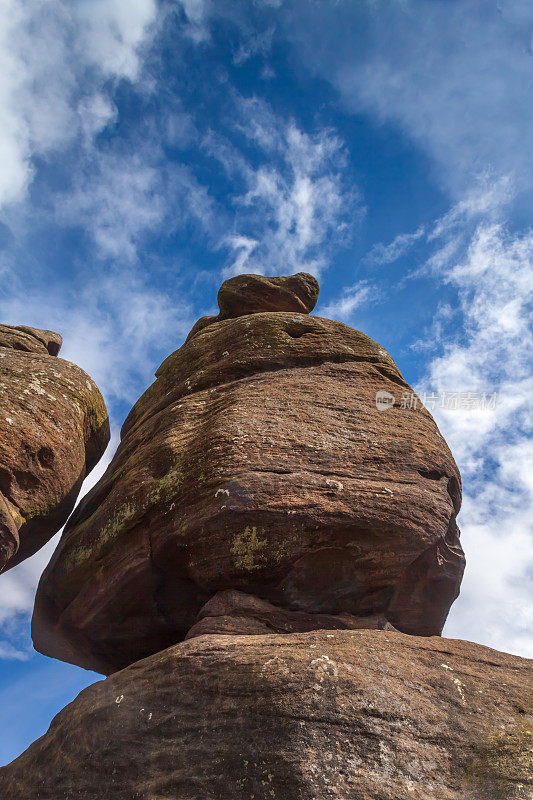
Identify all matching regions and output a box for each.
[1,630,531,800]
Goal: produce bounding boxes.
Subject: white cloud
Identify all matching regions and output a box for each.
[177,0,212,43]
[225,235,259,274]
[164,110,197,149]
[364,226,424,266]
[0,0,157,209]
[206,96,361,277]
[233,25,275,66]
[77,95,118,146]
[54,150,216,262]
[0,642,31,661]
[0,127,216,264]
[75,0,157,81]
[414,189,533,657]
[428,175,515,242]
[0,269,195,407]
[319,280,379,323]
[0,1,221,272]
[285,0,533,201]
[57,155,170,262]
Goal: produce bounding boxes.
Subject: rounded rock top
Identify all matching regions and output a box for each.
[217,272,319,318]
[0,324,63,356]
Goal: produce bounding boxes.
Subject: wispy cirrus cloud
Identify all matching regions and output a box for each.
[232,25,275,66]
[319,280,379,323]
[52,148,216,262]
[364,226,425,266]
[184,1,533,202]
[0,642,31,661]
[413,187,533,656]
[0,0,157,210]
[205,95,362,277]
[284,0,533,202]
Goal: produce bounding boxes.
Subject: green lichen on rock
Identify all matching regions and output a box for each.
[98,501,137,543]
[147,464,183,506]
[265,537,291,568]
[64,461,185,571]
[231,526,267,571]
[465,721,533,799]
[65,501,138,569]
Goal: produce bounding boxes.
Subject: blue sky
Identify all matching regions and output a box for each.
[0,0,532,766]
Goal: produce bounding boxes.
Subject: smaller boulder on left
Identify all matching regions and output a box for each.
[0,324,110,572]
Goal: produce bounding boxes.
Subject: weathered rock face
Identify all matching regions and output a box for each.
[32,273,464,674]
[1,631,531,799]
[0,324,63,356]
[0,324,110,572]
[218,271,320,317]
[185,272,320,341]
[185,588,398,639]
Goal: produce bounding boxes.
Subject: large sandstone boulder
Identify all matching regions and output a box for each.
[0,324,110,572]
[1,631,531,799]
[32,273,464,674]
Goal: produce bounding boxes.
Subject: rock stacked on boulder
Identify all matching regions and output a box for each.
[1,275,531,800]
[186,272,321,341]
[32,273,465,674]
[0,324,110,572]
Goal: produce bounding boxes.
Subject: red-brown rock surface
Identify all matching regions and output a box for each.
[185,588,398,639]
[218,271,319,317]
[0,324,110,571]
[185,271,320,341]
[1,631,531,799]
[32,273,464,674]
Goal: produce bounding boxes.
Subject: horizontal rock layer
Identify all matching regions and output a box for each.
[33,310,464,674]
[1,631,531,799]
[0,325,109,571]
[185,588,398,638]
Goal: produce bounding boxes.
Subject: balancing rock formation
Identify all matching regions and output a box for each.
[32,273,465,674]
[0,324,109,572]
[2,275,532,799]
